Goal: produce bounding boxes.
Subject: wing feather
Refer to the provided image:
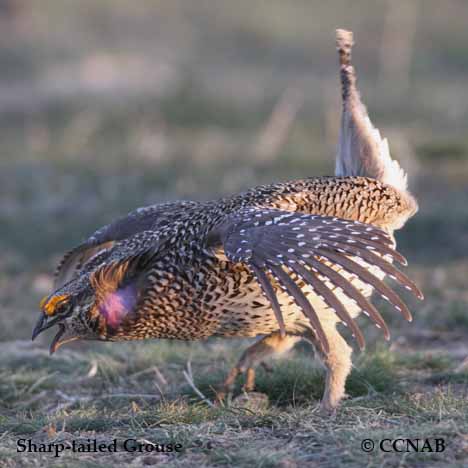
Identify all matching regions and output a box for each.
[208,207,422,351]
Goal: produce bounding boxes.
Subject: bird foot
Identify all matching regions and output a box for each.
[215,364,261,406]
[318,401,338,418]
[318,392,349,416]
[232,391,269,411]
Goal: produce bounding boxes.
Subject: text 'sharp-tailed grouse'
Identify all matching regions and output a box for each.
[33,29,422,411]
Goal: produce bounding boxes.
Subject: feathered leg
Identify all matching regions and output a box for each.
[218,331,300,400]
[304,325,353,412]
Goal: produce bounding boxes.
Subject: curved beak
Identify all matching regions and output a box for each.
[32,313,79,354]
[32,313,56,341]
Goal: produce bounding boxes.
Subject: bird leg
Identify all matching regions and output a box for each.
[305,325,353,413]
[217,331,300,401]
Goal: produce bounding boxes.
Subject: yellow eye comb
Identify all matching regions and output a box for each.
[39,294,69,316]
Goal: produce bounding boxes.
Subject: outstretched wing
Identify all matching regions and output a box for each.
[54,241,115,290]
[54,201,199,289]
[207,207,422,353]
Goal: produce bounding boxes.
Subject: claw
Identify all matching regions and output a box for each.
[216,365,258,402]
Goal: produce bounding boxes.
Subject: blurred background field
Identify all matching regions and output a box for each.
[0,1,467,466]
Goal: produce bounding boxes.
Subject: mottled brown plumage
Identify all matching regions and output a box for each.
[32,29,423,411]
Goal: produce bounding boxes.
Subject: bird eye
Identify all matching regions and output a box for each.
[40,294,70,316]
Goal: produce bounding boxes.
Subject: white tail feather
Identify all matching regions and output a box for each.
[335,29,408,193]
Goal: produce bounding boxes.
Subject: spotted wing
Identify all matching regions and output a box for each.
[54,201,199,289]
[208,207,422,353]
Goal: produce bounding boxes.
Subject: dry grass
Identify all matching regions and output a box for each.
[0,339,467,467]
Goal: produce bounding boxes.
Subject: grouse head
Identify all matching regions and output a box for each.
[32,261,139,353]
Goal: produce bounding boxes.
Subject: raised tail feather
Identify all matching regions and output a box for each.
[335,29,408,193]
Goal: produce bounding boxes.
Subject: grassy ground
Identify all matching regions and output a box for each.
[0,1,468,466]
[0,339,467,466]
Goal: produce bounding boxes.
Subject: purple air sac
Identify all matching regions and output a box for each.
[98,285,137,329]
